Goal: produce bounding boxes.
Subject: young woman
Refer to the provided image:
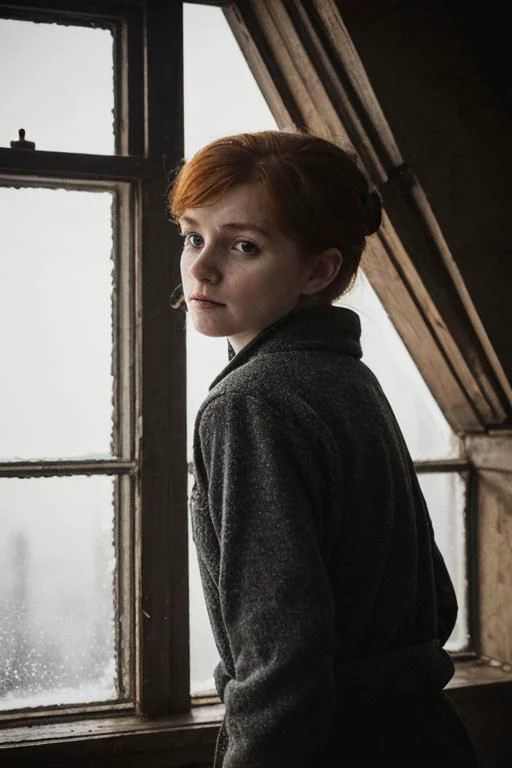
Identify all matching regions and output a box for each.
[168,131,480,767]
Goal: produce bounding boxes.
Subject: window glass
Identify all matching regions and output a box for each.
[0,476,117,710]
[419,472,469,652]
[338,272,459,460]
[0,18,114,154]
[184,4,274,159]
[0,187,114,461]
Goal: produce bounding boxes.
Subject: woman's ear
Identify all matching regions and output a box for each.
[301,248,342,296]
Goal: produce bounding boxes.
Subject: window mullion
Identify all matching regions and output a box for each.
[0,461,136,478]
[413,458,471,474]
[137,0,188,718]
[0,149,159,181]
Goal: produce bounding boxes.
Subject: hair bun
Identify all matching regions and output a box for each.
[363,190,382,235]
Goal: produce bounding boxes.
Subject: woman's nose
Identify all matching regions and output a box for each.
[187,244,221,283]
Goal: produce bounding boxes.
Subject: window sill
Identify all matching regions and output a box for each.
[0,703,224,766]
[447,657,512,702]
[1,662,512,766]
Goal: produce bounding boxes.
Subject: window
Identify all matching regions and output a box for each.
[0,15,135,714]
[0,0,190,732]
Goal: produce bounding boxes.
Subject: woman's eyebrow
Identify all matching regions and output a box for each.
[179,216,273,238]
[221,222,272,238]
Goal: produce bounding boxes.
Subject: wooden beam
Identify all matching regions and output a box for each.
[224,0,512,432]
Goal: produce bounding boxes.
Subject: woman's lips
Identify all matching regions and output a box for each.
[189,296,224,310]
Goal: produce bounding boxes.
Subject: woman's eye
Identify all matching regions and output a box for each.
[235,240,258,255]
[182,232,203,248]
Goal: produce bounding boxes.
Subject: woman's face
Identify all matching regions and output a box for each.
[179,182,317,352]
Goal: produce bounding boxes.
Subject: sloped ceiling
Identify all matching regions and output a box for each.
[333,0,512,387]
[221,0,512,431]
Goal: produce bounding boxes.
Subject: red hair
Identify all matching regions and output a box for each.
[168,130,381,299]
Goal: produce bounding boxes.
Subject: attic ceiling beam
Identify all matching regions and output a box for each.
[223,0,511,434]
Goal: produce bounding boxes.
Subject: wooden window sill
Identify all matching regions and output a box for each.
[447,658,512,702]
[1,662,511,765]
[0,703,224,766]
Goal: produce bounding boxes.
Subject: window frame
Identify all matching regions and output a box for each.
[0,0,190,726]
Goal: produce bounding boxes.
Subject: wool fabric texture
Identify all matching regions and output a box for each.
[190,305,479,767]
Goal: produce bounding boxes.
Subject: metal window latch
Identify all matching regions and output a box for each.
[10,128,36,150]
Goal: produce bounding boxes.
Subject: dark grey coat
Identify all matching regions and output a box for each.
[190,306,475,767]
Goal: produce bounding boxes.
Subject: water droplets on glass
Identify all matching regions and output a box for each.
[0,476,117,710]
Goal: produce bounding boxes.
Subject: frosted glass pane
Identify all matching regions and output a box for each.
[0,476,117,710]
[0,187,114,460]
[0,19,114,154]
[339,271,459,460]
[419,472,468,651]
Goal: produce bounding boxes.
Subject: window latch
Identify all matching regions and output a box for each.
[10,128,36,150]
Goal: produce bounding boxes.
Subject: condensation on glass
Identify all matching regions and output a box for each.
[0,476,117,710]
[0,186,114,461]
[0,18,114,154]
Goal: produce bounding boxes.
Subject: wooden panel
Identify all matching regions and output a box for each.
[478,471,512,666]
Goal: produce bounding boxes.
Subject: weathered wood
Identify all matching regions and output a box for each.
[478,471,512,665]
[465,434,512,473]
[0,716,219,766]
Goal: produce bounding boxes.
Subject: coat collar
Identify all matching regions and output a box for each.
[209,305,362,391]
